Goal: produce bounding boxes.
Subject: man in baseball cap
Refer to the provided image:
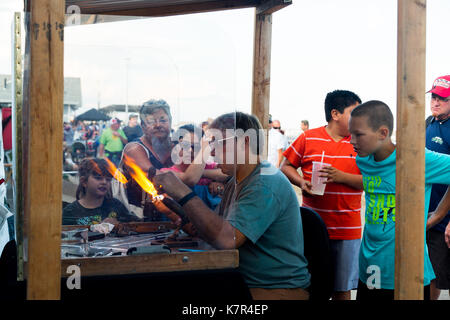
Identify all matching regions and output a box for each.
[98,118,128,166]
[425,75,450,300]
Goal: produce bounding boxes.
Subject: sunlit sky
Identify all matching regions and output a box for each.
[1,0,449,138]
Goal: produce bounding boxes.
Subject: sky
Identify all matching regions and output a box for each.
[1,0,449,138]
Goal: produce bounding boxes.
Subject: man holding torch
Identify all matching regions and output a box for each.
[153,112,311,300]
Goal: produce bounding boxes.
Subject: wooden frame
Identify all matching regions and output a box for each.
[20,0,429,300]
[22,0,291,300]
[395,0,426,300]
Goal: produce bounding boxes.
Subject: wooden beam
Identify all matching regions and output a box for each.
[256,0,292,15]
[251,12,272,128]
[26,0,64,300]
[60,0,258,17]
[395,0,426,300]
[59,250,239,277]
[12,11,25,281]
[251,12,272,160]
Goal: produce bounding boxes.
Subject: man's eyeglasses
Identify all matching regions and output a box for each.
[144,117,169,126]
[431,94,450,103]
[207,135,236,148]
[272,126,281,130]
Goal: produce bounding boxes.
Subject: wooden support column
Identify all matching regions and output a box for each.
[251,11,272,159]
[26,0,64,300]
[395,0,426,300]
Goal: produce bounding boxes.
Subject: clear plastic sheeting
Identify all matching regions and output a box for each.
[60,12,246,268]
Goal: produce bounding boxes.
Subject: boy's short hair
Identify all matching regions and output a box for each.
[324,90,362,122]
[351,100,394,136]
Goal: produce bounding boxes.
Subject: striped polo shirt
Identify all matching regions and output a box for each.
[283,126,363,240]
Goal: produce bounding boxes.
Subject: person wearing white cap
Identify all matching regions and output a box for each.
[98,118,128,166]
[425,75,450,300]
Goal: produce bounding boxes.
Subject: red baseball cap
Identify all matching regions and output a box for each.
[427,75,450,98]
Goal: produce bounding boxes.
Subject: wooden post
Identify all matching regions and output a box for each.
[12,11,25,281]
[251,11,272,158]
[395,0,426,300]
[26,0,64,299]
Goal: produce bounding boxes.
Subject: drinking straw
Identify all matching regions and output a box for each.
[320,150,325,164]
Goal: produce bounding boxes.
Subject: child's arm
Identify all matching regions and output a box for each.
[280,158,313,194]
[171,163,206,187]
[319,166,363,190]
[426,186,450,230]
[201,168,229,182]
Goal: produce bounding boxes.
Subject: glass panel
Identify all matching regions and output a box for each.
[60,11,255,274]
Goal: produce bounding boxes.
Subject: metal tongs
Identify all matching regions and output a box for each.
[147,167,190,240]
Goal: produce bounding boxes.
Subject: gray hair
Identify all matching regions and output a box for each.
[139,99,172,125]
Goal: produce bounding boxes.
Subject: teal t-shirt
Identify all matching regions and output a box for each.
[356,148,450,289]
[99,128,127,152]
[220,162,311,289]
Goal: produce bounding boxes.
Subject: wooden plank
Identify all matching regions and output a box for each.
[12,11,25,281]
[26,0,65,300]
[256,0,292,15]
[59,250,239,277]
[395,0,426,300]
[251,13,272,159]
[46,0,258,17]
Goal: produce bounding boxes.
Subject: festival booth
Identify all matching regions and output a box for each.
[6,0,292,300]
[2,0,428,301]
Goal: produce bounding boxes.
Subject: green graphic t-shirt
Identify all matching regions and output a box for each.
[356,148,450,289]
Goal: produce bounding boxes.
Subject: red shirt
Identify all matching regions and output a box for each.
[2,108,12,151]
[283,126,362,240]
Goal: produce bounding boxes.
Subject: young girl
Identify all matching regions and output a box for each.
[161,124,228,210]
[63,158,138,225]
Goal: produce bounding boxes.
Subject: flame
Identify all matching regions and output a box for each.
[104,157,128,184]
[122,154,160,199]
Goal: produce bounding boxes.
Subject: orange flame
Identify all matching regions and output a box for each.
[122,154,160,199]
[104,157,128,184]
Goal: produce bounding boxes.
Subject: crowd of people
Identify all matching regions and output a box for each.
[61,75,450,301]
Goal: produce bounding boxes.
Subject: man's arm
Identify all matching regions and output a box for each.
[276,149,284,168]
[153,171,246,249]
[123,143,152,172]
[426,186,450,230]
[114,130,128,145]
[445,221,450,248]
[184,197,247,249]
[98,143,105,158]
[280,158,313,194]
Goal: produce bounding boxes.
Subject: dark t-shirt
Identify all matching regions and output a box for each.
[426,117,450,232]
[123,125,143,143]
[62,198,137,225]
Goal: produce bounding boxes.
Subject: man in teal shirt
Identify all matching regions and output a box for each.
[98,118,128,166]
[153,112,311,300]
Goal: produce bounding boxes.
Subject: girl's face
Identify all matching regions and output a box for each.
[179,132,201,164]
[83,174,111,198]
